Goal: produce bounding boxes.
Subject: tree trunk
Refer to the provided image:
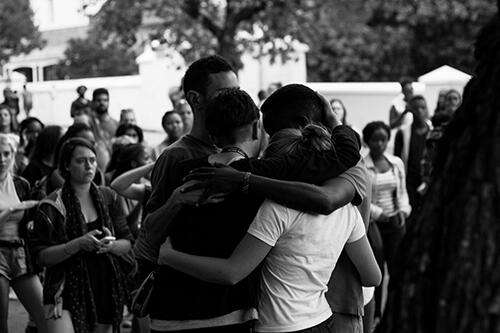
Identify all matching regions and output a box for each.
[217,28,243,72]
[379,9,500,333]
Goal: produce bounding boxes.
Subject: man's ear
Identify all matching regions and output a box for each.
[186,91,200,111]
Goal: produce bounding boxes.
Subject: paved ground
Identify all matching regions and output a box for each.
[8,299,132,333]
[8,299,28,333]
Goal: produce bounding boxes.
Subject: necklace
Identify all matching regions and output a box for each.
[221,146,248,159]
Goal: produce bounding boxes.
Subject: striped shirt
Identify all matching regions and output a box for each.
[374,170,398,217]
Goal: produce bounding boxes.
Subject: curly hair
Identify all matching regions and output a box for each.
[205,88,259,140]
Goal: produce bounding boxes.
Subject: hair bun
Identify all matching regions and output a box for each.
[301,124,333,151]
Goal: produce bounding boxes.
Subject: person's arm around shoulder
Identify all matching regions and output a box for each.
[158,200,285,285]
[245,174,356,215]
[183,163,358,215]
[159,233,271,285]
[344,212,382,287]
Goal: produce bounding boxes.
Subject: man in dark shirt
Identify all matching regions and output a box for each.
[134,55,239,270]
[150,88,263,332]
[394,95,430,213]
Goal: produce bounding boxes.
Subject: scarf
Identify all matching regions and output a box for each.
[61,181,128,333]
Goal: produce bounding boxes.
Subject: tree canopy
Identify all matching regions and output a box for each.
[55,38,138,79]
[307,0,496,81]
[90,0,324,71]
[0,0,43,66]
[58,0,496,81]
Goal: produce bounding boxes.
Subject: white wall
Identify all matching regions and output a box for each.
[1,51,472,148]
[306,82,425,131]
[31,0,89,31]
[25,76,141,126]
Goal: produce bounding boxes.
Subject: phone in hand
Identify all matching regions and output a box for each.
[101,236,116,244]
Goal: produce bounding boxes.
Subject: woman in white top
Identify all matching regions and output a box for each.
[362,121,411,276]
[0,134,46,333]
[158,125,381,333]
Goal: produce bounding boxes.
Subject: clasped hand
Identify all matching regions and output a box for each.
[180,164,248,204]
[172,178,228,207]
[77,227,116,254]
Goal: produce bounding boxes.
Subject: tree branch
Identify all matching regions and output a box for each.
[182,0,222,36]
[231,1,268,26]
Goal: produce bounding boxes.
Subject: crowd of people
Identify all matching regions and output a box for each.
[0,55,461,333]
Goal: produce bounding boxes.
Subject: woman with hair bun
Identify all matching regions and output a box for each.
[157,124,381,333]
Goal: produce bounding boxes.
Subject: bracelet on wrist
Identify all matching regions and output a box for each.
[242,172,251,193]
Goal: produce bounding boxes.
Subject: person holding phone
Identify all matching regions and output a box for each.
[31,138,133,333]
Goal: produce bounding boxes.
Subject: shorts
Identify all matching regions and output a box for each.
[0,246,28,280]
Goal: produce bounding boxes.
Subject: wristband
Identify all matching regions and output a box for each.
[242,172,251,193]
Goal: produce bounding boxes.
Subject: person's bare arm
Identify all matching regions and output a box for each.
[245,175,355,215]
[184,166,356,215]
[38,229,102,267]
[345,235,382,287]
[158,234,271,286]
[111,162,154,201]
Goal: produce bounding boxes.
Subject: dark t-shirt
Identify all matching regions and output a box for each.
[134,135,218,262]
[146,135,218,213]
[150,157,263,320]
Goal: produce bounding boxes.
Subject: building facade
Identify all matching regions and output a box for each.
[2,0,96,82]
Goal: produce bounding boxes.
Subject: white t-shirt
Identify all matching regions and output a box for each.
[247,200,366,332]
[0,173,22,241]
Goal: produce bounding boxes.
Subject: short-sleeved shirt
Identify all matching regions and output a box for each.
[0,174,23,241]
[248,199,365,332]
[146,135,218,213]
[326,159,370,317]
[134,135,218,262]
